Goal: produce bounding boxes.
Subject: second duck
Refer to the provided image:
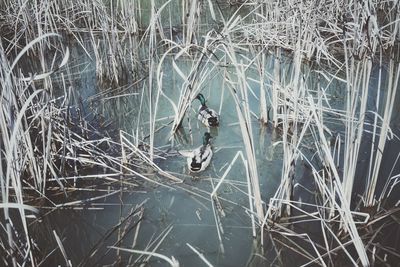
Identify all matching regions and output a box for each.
[195,93,220,127]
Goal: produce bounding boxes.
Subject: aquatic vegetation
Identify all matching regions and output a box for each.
[0,0,400,266]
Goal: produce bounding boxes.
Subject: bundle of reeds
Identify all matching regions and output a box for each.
[1,0,400,265]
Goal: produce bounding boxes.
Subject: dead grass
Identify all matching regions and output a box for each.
[1,0,400,266]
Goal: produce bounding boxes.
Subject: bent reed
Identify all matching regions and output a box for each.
[1,0,399,266]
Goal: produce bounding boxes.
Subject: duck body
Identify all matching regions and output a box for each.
[198,105,219,127]
[196,94,219,127]
[180,132,213,173]
[187,143,213,172]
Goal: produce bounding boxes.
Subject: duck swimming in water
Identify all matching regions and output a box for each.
[180,132,213,173]
[195,93,219,127]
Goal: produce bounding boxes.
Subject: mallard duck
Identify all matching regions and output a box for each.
[179,132,213,173]
[195,93,219,127]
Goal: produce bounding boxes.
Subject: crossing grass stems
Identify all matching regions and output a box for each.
[1,0,400,266]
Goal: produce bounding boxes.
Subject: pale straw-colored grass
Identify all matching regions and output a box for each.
[1,0,400,265]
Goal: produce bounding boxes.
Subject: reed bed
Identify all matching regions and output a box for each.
[1,0,400,266]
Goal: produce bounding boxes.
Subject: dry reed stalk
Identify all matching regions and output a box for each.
[211,150,258,239]
[157,35,221,137]
[256,49,269,124]
[209,177,225,252]
[342,56,372,204]
[308,96,370,266]
[186,243,214,267]
[0,32,75,265]
[119,131,182,183]
[1,0,400,265]
[110,246,179,267]
[365,59,400,206]
[53,230,72,267]
[215,36,265,223]
[272,48,280,127]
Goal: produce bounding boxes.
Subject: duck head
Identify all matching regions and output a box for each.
[203,132,212,146]
[196,93,207,106]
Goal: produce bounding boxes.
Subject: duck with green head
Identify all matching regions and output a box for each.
[195,93,219,127]
[179,132,213,173]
